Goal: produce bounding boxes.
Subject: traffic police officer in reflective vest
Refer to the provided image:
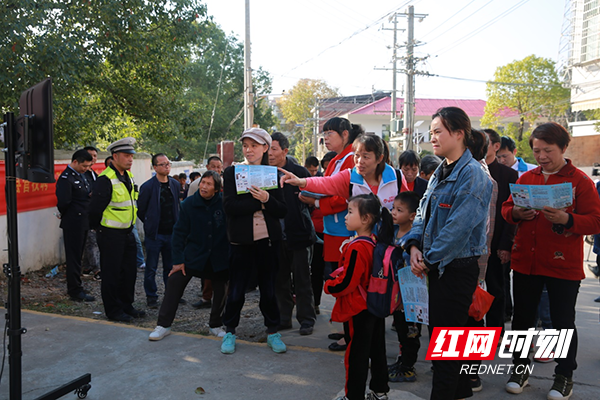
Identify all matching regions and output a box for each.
[89,137,145,322]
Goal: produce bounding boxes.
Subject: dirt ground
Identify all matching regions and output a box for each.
[2,264,269,342]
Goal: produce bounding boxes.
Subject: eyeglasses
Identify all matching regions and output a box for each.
[155,162,171,167]
[323,131,338,138]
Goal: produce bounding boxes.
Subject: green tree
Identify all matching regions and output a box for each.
[290,131,313,162]
[141,23,276,162]
[481,55,570,141]
[1,0,207,145]
[277,78,339,159]
[0,1,275,164]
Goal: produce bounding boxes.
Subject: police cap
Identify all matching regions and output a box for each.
[107,137,137,154]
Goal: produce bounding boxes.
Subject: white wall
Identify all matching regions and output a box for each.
[347,115,387,136]
[0,153,153,273]
[347,114,485,143]
[570,120,600,137]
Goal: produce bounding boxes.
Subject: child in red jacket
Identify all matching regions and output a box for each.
[325,194,391,400]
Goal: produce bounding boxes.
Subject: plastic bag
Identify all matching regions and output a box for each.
[468,285,495,321]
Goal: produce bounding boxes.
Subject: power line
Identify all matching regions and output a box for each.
[305,0,389,44]
[203,43,228,161]
[419,0,478,39]
[431,74,565,87]
[422,0,490,43]
[433,0,531,57]
[280,1,413,77]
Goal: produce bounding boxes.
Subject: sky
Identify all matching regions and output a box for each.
[202,0,567,100]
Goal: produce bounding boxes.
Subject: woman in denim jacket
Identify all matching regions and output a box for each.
[401,107,493,400]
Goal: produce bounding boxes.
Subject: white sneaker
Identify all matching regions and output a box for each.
[149,326,171,341]
[209,327,226,338]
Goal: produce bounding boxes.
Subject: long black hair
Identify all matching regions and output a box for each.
[432,107,487,160]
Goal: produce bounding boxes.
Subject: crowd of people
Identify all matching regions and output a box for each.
[54,108,600,400]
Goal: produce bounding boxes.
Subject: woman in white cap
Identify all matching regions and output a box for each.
[220,127,288,354]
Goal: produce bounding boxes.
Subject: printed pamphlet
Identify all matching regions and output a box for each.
[398,266,429,325]
[299,191,329,199]
[509,182,573,210]
[235,165,279,194]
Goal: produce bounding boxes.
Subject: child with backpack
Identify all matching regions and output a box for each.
[325,194,392,400]
[387,191,423,383]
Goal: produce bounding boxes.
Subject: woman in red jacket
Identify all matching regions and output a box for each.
[303,118,362,268]
[300,117,361,351]
[502,123,600,400]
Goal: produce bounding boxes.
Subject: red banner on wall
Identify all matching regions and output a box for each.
[0,162,106,215]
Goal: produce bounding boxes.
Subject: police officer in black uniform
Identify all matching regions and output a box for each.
[56,149,96,301]
[81,145,101,277]
[83,146,99,184]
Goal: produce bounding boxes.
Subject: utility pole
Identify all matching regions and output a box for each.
[244,0,254,129]
[376,7,428,150]
[404,6,415,150]
[391,13,399,132]
[312,100,319,158]
[380,15,404,137]
[401,5,427,150]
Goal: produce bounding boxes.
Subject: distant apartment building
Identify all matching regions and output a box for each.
[565,0,600,168]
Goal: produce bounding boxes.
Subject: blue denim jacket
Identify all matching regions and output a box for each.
[400,149,493,276]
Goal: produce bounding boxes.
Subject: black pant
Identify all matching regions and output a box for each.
[158,265,229,328]
[343,310,389,400]
[392,310,422,368]
[275,242,315,327]
[311,233,326,306]
[97,228,137,318]
[63,226,87,297]
[512,271,580,378]
[429,258,479,400]
[223,239,281,334]
[484,251,506,329]
[464,316,485,377]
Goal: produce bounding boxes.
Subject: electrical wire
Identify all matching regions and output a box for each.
[280,1,413,77]
[432,74,565,87]
[432,0,531,57]
[203,43,228,162]
[421,0,490,42]
[305,0,389,44]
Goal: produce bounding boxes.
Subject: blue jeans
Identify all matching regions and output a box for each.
[535,285,553,329]
[132,225,145,268]
[144,234,173,298]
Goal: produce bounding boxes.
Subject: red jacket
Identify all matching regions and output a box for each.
[501,160,600,280]
[320,145,356,262]
[324,236,374,322]
[320,145,355,216]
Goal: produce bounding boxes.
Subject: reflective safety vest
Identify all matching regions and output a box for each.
[99,167,138,229]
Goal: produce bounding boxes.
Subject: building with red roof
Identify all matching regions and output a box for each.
[313,96,522,163]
